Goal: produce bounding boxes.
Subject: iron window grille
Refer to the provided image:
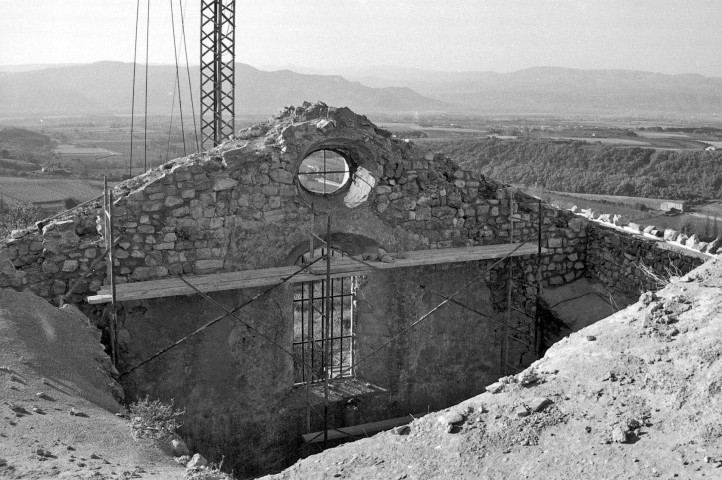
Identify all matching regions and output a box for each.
[292,269,357,385]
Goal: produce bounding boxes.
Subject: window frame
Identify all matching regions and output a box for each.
[297,149,352,196]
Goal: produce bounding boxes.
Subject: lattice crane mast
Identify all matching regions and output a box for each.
[200,0,236,150]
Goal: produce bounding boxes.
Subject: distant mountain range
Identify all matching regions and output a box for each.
[322,65,722,117]
[1,62,722,117]
[0,64,81,74]
[0,62,444,117]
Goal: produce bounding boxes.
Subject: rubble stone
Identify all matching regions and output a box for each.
[186,453,208,468]
[527,397,552,412]
[486,382,504,394]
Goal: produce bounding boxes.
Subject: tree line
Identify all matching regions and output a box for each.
[431,138,722,201]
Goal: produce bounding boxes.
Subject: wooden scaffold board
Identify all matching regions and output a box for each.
[87,242,546,304]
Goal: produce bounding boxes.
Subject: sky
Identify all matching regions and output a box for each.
[1,0,721,77]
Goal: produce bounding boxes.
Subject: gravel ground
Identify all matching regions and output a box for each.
[0,289,185,479]
[264,258,722,480]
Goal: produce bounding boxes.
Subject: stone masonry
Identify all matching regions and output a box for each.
[0,102,593,304]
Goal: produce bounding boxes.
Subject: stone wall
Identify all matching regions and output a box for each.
[0,102,586,306]
[586,222,706,295]
[105,103,585,287]
[0,209,105,306]
[574,206,721,256]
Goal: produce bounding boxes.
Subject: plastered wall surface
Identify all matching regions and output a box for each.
[116,261,532,476]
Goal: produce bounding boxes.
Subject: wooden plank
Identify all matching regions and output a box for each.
[87,243,546,304]
[301,413,425,444]
[383,243,543,268]
[87,266,377,304]
[307,257,376,275]
[87,265,303,304]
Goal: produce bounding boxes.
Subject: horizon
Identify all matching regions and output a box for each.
[2,61,721,79]
[1,1,721,77]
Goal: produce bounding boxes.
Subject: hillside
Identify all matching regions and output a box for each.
[0,62,446,117]
[431,138,722,200]
[5,63,722,118]
[0,289,186,479]
[0,127,56,164]
[264,257,722,479]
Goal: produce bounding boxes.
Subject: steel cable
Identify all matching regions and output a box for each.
[129,0,141,178]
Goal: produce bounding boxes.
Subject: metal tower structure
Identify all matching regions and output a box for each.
[200,0,235,150]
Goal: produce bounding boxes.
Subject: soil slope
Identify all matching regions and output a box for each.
[265,258,722,480]
[0,289,184,479]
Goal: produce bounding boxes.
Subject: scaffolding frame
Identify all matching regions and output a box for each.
[94,197,546,450]
[103,177,119,367]
[500,195,544,375]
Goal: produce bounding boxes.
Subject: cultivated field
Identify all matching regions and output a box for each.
[0,176,106,204]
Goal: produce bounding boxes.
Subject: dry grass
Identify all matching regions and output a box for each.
[129,396,185,440]
[636,261,684,291]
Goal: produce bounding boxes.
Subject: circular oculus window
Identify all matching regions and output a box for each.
[298,150,351,195]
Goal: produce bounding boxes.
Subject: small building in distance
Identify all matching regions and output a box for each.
[39,165,72,176]
[660,201,686,213]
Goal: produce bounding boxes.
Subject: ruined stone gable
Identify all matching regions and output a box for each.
[0,102,590,304]
[108,101,574,283]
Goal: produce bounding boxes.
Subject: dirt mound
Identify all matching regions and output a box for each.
[0,289,184,479]
[264,258,722,479]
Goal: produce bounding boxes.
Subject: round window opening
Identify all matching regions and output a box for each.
[298,149,351,195]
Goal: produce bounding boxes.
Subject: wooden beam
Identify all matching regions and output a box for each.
[87,243,546,304]
[301,413,425,444]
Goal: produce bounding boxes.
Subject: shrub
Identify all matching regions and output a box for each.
[129,396,185,439]
[0,201,41,238]
[186,464,235,480]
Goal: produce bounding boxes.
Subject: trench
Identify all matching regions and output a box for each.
[111,261,636,479]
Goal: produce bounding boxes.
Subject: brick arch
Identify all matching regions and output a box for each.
[282,232,383,266]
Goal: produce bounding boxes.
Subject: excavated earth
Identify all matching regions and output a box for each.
[264,258,722,480]
[0,289,185,479]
